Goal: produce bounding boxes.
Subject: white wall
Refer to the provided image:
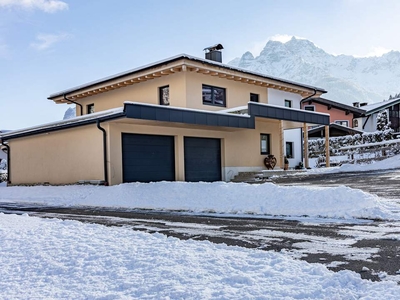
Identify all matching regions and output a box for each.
[268,89,303,167]
[268,89,302,108]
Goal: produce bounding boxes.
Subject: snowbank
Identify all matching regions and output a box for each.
[0,182,398,220]
[0,213,399,299]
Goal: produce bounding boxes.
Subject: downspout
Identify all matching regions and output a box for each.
[64,94,83,116]
[96,120,108,186]
[3,143,10,184]
[300,88,317,103]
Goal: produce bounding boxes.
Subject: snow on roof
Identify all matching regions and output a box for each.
[0,107,124,140]
[49,54,327,99]
[363,97,400,114]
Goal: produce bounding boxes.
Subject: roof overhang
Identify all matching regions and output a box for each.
[308,123,363,138]
[302,97,366,117]
[48,54,327,104]
[1,102,330,141]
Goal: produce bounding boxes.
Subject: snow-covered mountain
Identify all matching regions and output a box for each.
[63,107,76,120]
[229,37,400,105]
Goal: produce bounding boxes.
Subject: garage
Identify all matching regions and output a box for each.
[122,133,175,182]
[184,137,221,182]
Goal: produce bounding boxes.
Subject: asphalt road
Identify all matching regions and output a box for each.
[1,169,400,283]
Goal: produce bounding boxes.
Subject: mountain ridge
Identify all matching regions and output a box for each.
[228,37,399,105]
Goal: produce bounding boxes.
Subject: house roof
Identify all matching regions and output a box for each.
[361,97,400,115]
[308,123,363,138]
[48,54,327,103]
[301,97,366,117]
[0,102,329,141]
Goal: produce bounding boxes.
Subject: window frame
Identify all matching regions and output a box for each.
[260,133,271,155]
[335,120,349,127]
[87,103,95,114]
[284,100,292,108]
[159,85,170,106]
[202,84,226,107]
[304,105,315,111]
[353,119,359,128]
[285,141,294,159]
[250,93,259,103]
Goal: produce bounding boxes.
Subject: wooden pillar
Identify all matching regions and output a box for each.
[279,121,285,169]
[325,125,330,167]
[303,123,309,168]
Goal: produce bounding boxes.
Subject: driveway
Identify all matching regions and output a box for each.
[0,169,399,283]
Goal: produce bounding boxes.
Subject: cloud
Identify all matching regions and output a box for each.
[364,47,391,57]
[30,33,71,50]
[0,0,68,13]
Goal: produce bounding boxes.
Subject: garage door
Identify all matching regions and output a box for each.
[184,137,221,182]
[122,133,175,182]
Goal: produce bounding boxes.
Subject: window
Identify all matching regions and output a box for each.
[202,84,226,107]
[260,134,270,155]
[285,142,294,159]
[284,100,292,108]
[159,85,170,105]
[250,93,259,102]
[335,120,349,127]
[353,119,359,127]
[87,104,95,114]
[304,105,315,111]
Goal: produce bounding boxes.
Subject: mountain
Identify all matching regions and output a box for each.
[63,107,76,120]
[228,37,400,105]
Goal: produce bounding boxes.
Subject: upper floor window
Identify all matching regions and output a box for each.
[304,105,315,111]
[87,104,95,114]
[202,84,226,107]
[353,119,359,127]
[284,100,292,108]
[335,120,349,127]
[250,93,259,102]
[159,85,170,106]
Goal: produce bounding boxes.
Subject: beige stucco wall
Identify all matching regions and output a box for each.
[9,125,103,185]
[107,118,279,185]
[72,70,269,116]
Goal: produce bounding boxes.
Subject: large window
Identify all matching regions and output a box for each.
[202,85,226,107]
[260,134,270,155]
[159,85,170,106]
[250,93,259,102]
[284,100,292,108]
[87,104,95,114]
[285,142,294,159]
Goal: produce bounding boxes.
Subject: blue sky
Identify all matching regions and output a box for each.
[1,0,400,129]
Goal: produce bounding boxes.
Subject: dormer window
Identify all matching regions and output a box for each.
[87,104,95,114]
[159,86,170,106]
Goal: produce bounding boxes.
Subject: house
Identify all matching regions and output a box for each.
[0,48,330,186]
[352,97,400,133]
[300,97,365,138]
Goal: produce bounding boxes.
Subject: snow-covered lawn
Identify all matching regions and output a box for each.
[1,213,399,299]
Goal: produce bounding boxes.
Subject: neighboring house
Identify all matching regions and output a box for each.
[0,48,330,186]
[353,97,400,133]
[300,97,365,138]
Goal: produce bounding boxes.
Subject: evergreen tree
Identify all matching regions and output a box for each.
[376,110,391,131]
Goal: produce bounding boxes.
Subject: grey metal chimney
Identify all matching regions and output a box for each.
[353,102,360,108]
[204,44,224,63]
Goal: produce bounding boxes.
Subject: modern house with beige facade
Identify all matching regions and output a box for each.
[0,47,330,186]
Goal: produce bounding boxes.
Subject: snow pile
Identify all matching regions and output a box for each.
[0,213,399,299]
[0,182,397,220]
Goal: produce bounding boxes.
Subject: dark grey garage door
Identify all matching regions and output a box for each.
[184,137,221,182]
[122,133,175,182]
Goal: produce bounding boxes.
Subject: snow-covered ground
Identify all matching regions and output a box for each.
[1,156,400,298]
[1,213,399,299]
